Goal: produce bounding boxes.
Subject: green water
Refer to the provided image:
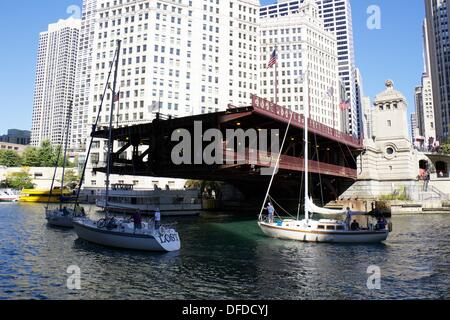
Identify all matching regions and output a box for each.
[0,203,449,299]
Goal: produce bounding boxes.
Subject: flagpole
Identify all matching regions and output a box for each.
[275,56,278,105]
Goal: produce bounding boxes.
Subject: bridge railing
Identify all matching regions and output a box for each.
[251,95,362,149]
[223,148,357,179]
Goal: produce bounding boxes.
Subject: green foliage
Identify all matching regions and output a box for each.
[379,188,409,201]
[442,143,450,155]
[0,150,22,167]
[1,169,35,190]
[38,140,56,167]
[8,140,76,168]
[21,146,41,167]
[61,170,80,189]
[185,180,222,199]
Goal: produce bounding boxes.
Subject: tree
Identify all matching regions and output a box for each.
[38,140,56,167]
[3,169,35,190]
[0,150,21,167]
[185,180,222,200]
[21,146,41,167]
[61,170,80,189]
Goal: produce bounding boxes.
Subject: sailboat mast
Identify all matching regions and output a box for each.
[73,49,118,211]
[105,40,121,215]
[304,71,310,223]
[60,102,72,210]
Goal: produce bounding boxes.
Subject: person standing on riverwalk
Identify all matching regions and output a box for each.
[423,172,430,191]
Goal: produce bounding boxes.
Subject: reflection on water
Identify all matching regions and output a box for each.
[0,203,448,300]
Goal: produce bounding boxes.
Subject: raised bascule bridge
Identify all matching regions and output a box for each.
[92,95,363,208]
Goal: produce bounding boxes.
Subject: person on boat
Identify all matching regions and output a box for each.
[376,217,387,230]
[62,207,69,216]
[266,202,275,224]
[350,220,360,231]
[345,207,352,228]
[154,208,161,230]
[133,209,142,230]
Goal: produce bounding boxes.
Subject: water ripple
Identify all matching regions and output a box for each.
[0,204,449,300]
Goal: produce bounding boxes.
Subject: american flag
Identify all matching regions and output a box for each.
[266,49,278,69]
[340,99,350,110]
[113,91,120,103]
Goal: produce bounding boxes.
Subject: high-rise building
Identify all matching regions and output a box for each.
[361,96,373,142]
[354,68,365,139]
[31,17,81,147]
[260,0,358,137]
[259,0,340,130]
[415,19,437,145]
[424,0,450,140]
[411,112,419,142]
[0,129,31,145]
[84,0,259,188]
[71,0,98,151]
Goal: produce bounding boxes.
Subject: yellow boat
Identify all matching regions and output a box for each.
[19,187,74,203]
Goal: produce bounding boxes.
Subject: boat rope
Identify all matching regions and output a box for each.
[268,195,296,219]
[313,131,325,206]
[73,47,119,211]
[258,111,294,220]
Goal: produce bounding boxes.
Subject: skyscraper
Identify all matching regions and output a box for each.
[31,17,81,147]
[83,0,260,188]
[424,0,450,140]
[71,0,98,151]
[259,0,340,130]
[260,0,358,137]
[415,19,437,145]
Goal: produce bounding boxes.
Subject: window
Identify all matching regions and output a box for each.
[386,147,395,155]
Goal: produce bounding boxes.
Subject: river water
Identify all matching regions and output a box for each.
[0,203,448,300]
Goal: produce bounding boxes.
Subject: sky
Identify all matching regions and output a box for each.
[0,0,425,134]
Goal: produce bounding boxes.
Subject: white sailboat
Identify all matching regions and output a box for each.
[258,70,392,243]
[73,40,181,252]
[46,102,82,228]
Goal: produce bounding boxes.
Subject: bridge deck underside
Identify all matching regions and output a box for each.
[92,106,361,184]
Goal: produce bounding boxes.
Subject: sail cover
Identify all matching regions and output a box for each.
[305,197,347,215]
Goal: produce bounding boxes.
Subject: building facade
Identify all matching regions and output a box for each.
[415,19,437,146]
[83,0,259,188]
[411,112,419,143]
[260,0,358,137]
[71,0,98,151]
[0,129,31,145]
[259,0,340,129]
[425,0,450,140]
[340,80,428,200]
[31,18,81,147]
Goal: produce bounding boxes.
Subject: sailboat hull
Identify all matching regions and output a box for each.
[46,209,75,228]
[258,222,389,243]
[47,215,74,228]
[73,219,181,252]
